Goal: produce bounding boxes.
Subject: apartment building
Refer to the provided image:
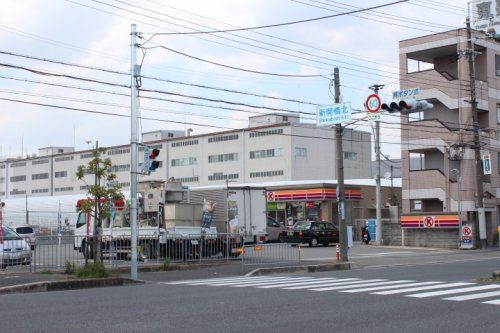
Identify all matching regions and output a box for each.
[0,113,372,199]
[399,28,500,247]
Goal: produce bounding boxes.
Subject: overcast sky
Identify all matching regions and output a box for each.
[0,0,473,160]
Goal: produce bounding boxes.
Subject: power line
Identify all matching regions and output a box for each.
[1,49,323,105]
[144,0,410,36]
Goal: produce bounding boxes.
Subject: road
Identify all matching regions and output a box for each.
[2,254,500,333]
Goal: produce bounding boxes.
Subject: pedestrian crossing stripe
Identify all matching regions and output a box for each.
[162,276,500,306]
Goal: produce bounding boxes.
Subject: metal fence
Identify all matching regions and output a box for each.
[241,243,301,266]
[1,234,303,272]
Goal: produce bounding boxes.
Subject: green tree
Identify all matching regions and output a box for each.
[76,146,123,262]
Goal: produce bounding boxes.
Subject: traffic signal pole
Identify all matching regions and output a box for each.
[130,24,139,280]
[333,68,348,262]
[369,84,384,245]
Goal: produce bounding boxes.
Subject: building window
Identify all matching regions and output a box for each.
[410,199,422,212]
[80,153,94,159]
[208,134,239,143]
[250,170,284,178]
[172,140,198,148]
[10,189,26,195]
[10,175,26,182]
[118,182,131,187]
[0,164,5,169]
[32,188,49,194]
[80,185,90,191]
[295,147,307,157]
[55,186,73,192]
[11,162,26,168]
[58,149,64,153]
[32,159,49,165]
[409,152,425,171]
[408,111,423,122]
[208,173,239,181]
[32,173,49,180]
[496,55,500,76]
[173,176,199,183]
[0,177,4,183]
[249,128,283,138]
[208,153,238,163]
[171,157,197,167]
[168,133,174,138]
[55,156,74,162]
[249,148,282,159]
[344,152,358,160]
[55,171,67,178]
[109,164,130,172]
[107,148,130,156]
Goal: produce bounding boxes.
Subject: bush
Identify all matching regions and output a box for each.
[40,269,52,275]
[65,261,77,275]
[162,258,170,271]
[76,262,110,278]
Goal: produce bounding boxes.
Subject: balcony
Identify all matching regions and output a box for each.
[407,169,446,192]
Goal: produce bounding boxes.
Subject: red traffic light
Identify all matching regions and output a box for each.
[149,148,160,159]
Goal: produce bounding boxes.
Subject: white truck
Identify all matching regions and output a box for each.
[186,185,268,244]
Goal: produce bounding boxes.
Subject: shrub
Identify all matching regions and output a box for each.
[65,261,77,275]
[161,258,170,271]
[76,262,110,278]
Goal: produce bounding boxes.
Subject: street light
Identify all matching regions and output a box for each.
[450,168,462,247]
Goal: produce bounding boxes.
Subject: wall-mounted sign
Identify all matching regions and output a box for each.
[401,214,459,228]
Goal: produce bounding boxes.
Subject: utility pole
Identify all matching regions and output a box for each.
[466,18,487,248]
[334,67,348,262]
[93,140,99,261]
[369,84,384,245]
[130,23,139,280]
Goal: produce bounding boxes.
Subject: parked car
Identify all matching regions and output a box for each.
[266,216,286,242]
[11,225,36,250]
[0,226,32,268]
[279,221,339,247]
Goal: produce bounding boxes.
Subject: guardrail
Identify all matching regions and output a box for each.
[241,243,301,267]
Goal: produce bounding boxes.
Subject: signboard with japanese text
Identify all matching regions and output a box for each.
[392,88,420,100]
[316,103,352,127]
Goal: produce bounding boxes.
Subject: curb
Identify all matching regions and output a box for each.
[0,277,144,295]
[245,262,351,277]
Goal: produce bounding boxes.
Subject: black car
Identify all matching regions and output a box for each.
[279,221,339,247]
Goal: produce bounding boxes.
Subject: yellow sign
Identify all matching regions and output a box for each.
[254,245,263,252]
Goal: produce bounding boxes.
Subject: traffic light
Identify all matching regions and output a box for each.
[148,148,160,171]
[381,99,433,114]
[143,146,160,173]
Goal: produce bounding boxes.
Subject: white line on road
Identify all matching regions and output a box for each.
[164,276,276,285]
[482,299,500,305]
[340,281,440,293]
[444,290,500,301]
[282,279,364,290]
[255,278,339,289]
[310,280,412,292]
[373,282,474,295]
[407,285,500,298]
[194,277,306,286]
[229,277,315,288]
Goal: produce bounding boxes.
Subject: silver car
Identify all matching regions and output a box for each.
[266,216,286,242]
[12,225,36,250]
[1,226,32,269]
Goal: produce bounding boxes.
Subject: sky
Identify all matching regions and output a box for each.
[0,0,475,160]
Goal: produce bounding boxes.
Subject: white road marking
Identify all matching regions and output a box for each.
[444,290,500,301]
[340,281,440,293]
[310,280,412,292]
[164,276,267,285]
[282,279,364,290]
[482,299,500,305]
[373,282,474,295]
[230,277,315,288]
[407,285,500,298]
[190,277,298,286]
[255,278,339,289]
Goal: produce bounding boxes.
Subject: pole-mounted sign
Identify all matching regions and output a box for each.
[365,94,381,122]
[316,103,352,127]
[482,154,492,175]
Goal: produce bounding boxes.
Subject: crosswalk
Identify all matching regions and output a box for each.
[161,276,500,306]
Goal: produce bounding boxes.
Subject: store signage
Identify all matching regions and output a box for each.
[265,188,362,202]
[482,154,491,175]
[401,214,459,228]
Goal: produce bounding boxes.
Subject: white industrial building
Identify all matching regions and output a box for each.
[0,113,372,199]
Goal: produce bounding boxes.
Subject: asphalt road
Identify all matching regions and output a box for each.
[2,257,500,333]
